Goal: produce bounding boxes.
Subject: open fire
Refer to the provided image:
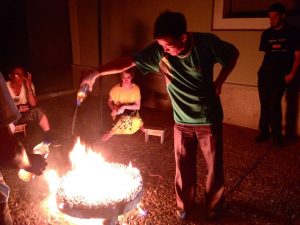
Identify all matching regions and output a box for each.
[43,138,143,224]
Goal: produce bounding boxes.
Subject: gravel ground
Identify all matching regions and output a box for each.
[2,94,300,225]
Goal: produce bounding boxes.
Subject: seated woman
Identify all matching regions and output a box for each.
[6,66,58,146]
[101,69,144,142]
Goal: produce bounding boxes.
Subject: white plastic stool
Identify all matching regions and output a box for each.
[144,126,166,144]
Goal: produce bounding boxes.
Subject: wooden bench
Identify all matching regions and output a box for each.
[144,126,166,144]
[14,124,27,139]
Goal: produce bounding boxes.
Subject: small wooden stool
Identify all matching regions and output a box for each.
[14,124,27,139]
[144,126,166,144]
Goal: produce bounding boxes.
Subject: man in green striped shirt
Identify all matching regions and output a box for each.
[82,11,239,220]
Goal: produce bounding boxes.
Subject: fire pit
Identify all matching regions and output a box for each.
[56,163,143,219]
[45,139,143,224]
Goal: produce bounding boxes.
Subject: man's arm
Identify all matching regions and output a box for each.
[82,56,136,91]
[284,50,300,83]
[214,49,239,96]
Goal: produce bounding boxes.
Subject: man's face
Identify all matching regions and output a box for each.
[269,11,284,29]
[156,35,186,56]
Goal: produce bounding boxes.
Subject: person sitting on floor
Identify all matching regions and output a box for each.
[6,66,59,147]
[101,69,144,141]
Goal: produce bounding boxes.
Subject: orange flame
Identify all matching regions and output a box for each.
[42,138,142,224]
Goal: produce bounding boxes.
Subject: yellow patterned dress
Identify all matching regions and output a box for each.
[109,83,143,135]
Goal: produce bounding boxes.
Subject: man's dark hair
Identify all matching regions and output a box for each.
[153,11,187,39]
[268,3,285,14]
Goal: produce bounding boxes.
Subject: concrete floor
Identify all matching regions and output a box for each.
[2,94,300,225]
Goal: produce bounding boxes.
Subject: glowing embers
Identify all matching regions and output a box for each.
[47,139,143,220]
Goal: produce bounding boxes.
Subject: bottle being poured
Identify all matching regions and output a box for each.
[72,83,89,135]
[76,84,89,106]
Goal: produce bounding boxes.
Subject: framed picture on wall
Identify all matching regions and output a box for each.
[212,0,299,30]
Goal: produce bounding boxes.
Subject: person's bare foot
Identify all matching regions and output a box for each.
[101,131,113,142]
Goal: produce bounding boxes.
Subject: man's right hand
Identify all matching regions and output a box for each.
[80,70,99,92]
[25,154,47,176]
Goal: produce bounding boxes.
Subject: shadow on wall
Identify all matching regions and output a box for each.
[119,18,171,110]
[121,19,149,55]
[135,71,171,110]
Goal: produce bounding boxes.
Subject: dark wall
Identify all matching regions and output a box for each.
[0,0,73,94]
[0,0,29,76]
[225,0,300,17]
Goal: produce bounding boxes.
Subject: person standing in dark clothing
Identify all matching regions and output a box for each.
[256,3,300,147]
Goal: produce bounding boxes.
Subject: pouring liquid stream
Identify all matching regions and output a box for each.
[72,84,89,136]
